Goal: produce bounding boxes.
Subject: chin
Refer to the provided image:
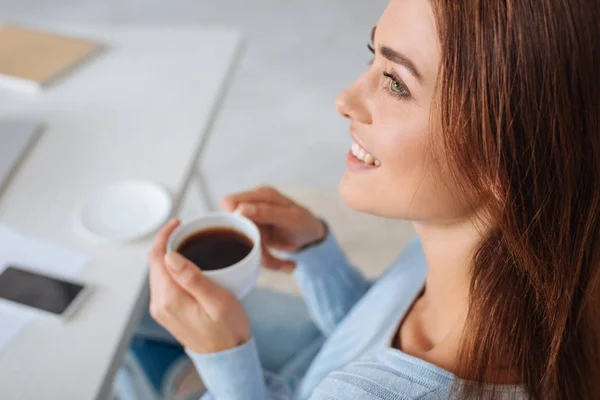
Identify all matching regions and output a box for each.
[339,171,377,214]
[340,171,420,219]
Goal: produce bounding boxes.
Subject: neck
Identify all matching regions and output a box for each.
[405,216,520,383]
[411,216,484,347]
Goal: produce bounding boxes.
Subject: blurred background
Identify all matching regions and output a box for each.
[3,0,386,214]
[0,2,420,399]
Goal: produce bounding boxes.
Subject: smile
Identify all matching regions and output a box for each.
[351,141,381,167]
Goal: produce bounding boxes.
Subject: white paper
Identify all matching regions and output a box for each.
[0,223,88,355]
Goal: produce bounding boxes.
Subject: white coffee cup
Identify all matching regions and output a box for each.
[167,212,261,298]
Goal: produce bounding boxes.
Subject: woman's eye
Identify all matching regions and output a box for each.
[390,79,407,95]
[383,72,410,98]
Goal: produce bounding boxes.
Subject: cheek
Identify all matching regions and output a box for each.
[341,123,426,216]
[379,128,422,175]
[340,124,471,220]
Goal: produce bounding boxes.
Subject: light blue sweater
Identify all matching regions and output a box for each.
[189,233,527,399]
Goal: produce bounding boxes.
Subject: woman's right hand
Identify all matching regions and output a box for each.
[220,186,326,272]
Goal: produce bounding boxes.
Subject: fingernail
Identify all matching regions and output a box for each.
[168,218,179,225]
[241,204,257,216]
[165,252,185,270]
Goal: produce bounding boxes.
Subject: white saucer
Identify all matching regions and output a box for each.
[79,180,172,243]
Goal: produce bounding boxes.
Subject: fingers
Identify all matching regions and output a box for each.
[148,219,182,312]
[238,202,299,226]
[261,245,296,272]
[149,281,192,323]
[220,186,291,212]
[149,251,176,293]
[149,257,188,327]
[164,252,230,307]
[149,218,180,263]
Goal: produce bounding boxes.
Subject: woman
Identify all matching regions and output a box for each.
[145,0,600,398]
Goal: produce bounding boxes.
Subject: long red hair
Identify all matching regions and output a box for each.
[430,0,600,398]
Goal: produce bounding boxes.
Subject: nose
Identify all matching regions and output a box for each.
[336,80,372,125]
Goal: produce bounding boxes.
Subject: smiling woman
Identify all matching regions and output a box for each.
[140,0,600,399]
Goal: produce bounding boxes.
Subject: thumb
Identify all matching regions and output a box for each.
[164,252,229,305]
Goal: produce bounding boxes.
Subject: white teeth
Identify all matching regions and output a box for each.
[358,149,366,161]
[350,140,380,166]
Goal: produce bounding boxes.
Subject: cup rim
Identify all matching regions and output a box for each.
[167,212,261,274]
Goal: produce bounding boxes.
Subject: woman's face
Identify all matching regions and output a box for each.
[338,0,474,222]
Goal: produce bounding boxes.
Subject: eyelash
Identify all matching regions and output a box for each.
[368,43,410,100]
[368,43,375,65]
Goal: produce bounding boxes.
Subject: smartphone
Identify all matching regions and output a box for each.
[0,265,91,319]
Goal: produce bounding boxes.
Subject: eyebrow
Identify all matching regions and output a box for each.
[379,45,423,83]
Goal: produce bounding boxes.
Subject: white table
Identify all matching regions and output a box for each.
[0,26,242,400]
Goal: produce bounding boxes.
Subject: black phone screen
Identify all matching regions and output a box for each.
[0,266,85,315]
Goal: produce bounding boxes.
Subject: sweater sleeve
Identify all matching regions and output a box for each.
[288,230,371,336]
[188,339,294,400]
[188,231,370,399]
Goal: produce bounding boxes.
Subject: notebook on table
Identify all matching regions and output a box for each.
[0,25,100,93]
[0,119,42,197]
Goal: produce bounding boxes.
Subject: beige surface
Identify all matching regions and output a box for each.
[0,25,98,84]
[256,187,416,295]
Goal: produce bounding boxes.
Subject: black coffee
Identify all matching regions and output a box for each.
[176,228,253,271]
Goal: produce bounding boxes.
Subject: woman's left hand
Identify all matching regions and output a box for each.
[148,219,251,354]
